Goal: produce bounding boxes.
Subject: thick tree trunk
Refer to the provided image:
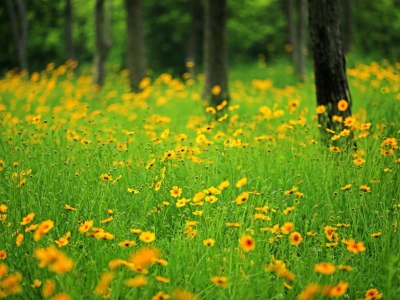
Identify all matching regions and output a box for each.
[93,0,113,86]
[186,0,201,78]
[298,0,307,81]
[203,0,229,106]
[308,0,352,131]
[6,0,29,72]
[125,0,147,92]
[65,0,76,62]
[342,0,353,53]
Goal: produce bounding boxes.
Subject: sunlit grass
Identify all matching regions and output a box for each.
[0,60,399,299]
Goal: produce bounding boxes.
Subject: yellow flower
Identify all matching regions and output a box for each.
[78,220,93,234]
[281,222,294,234]
[100,216,113,223]
[31,279,42,288]
[340,184,351,191]
[94,272,114,296]
[152,291,171,300]
[42,279,55,297]
[64,204,76,211]
[203,238,215,246]
[139,231,156,243]
[316,105,326,114]
[0,250,6,260]
[235,176,247,188]
[314,262,336,275]
[211,276,228,288]
[360,185,371,192]
[239,234,255,252]
[170,186,182,198]
[192,210,203,216]
[211,85,221,95]
[205,107,216,114]
[124,275,148,287]
[155,276,170,283]
[337,100,348,111]
[0,204,8,213]
[235,192,249,205]
[20,213,35,225]
[145,159,156,170]
[289,232,302,245]
[118,240,136,247]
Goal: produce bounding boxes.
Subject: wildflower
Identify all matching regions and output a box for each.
[34,245,74,274]
[206,107,216,114]
[281,222,294,234]
[118,240,136,247]
[360,185,371,192]
[239,234,255,252]
[51,292,71,300]
[139,231,155,243]
[146,159,156,169]
[365,288,383,299]
[360,123,371,130]
[20,213,35,225]
[297,283,320,300]
[172,289,197,300]
[205,195,218,203]
[32,115,41,124]
[94,272,114,296]
[235,177,247,188]
[371,232,381,237]
[284,206,295,214]
[330,146,340,152]
[64,204,76,211]
[152,291,171,300]
[340,184,351,191]
[353,157,366,166]
[155,276,170,283]
[130,228,142,234]
[192,210,203,216]
[235,192,249,204]
[78,220,93,234]
[307,231,317,236]
[316,105,326,114]
[25,224,38,232]
[284,282,293,289]
[129,246,160,267]
[127,188,139,194]
[31,279,42,288]
[211,85,221,95]
[265,257,295,281]
[0,204,8,212]
[170,186,182,197]
[324,226,337,241]
[337,100,348,111]
[289,232,302,245]
[314,262,336,275]
[284,186,297,195]
[218,180,230,190]
[42,279,56,297]
[101,216,113,223]
[343,238,366,254]
[329,281,349,297]
[226,222,241,227]
[211,276,228,288]
[344,116,355,127]
[100,174,112,181]
[0,250,6,260]
[203,238,215,246]
[338,265,353,271]
[124,275,148,287]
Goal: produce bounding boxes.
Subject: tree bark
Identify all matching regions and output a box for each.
[6,0,29,72]
[65,0,76,62]
[308,0,352,132]
[125,0,147,92]
[186,0,201,78]
[342,0,353,53]
[298,0,307,81]
[93,0,113,87]
[203,0,229,106]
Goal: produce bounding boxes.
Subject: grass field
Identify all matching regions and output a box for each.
[0,60,399,300]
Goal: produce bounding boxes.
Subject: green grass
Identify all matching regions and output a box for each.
[0,60,399,299]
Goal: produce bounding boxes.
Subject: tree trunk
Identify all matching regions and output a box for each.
[298,0,307,81]
[203,0,229,106]
[65,0,76,62]
[6,0,29,72]
[284,0,299,73]
[125,0,147,92]
[186,0,201,78]
[93,0,113,87]
[308,0,352,133]
[342,0,353,53]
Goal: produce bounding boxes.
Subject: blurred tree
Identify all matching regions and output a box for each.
[125,0,146,91]
[203,0,229,106]
[342,0,353,53]
[5,0,28,72]
[283,0,307,81]
[93,0,113,86]
[308,0,352,132]
[65,0,76,62]
[185,0,201,78]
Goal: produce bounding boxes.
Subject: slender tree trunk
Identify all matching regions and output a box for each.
[308,0,352,132]
[93,0,113,86]
[65,0,76,62]
[298,0,307,81]
[125,0,147,92]
[6,0,29,72]
[342,0,353,53]
[284,0,299,73]
[186,0,201,78]
[203,0,229,106]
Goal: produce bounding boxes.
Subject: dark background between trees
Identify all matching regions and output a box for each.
[1,0,400,76]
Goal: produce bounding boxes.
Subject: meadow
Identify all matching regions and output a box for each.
[0,60,399,300]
